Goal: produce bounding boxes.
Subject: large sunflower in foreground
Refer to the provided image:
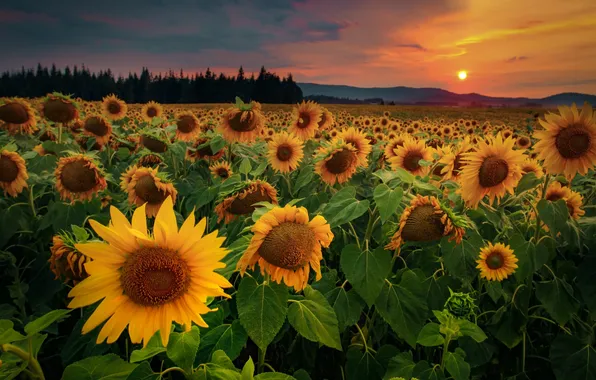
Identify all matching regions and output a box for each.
[215,181,278,224]
[121,165,177,218]
[339,127,372,167]
[0,97,38,135]
[0,150,28,197]
[533,103,596,180]
[476,242,518,281]
[459,134,525,208]
[386,195,467,252]
[67,197,232,347]
[267,131,304,173]
[55,155,107,202]
[175,111,201,141]
[237,205,333,291]
[314,139,359,185]
[218,100,265,143]
[82,114,113,145]
[388,138,433,176]
[288,101,322,140]
[102,94,128,121]
[141,101,163,122]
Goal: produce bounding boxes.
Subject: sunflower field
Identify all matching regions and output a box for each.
[0,94,595,380]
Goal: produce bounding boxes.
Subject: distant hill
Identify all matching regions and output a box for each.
[297,83,596,107]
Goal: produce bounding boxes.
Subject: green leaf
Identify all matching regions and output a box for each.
[458,336,496,368]
[237,276,288,351]
[487,307,526,349]
[345,347,384,380]
[416,323,445,347]
[484,281,503,303]
[293,369,311,380]
[130,332,166,363]
[537,199,569,235]
[516,172,542,194]
[394,167,415,184]
[254,374,296,380]
[287,286,342,350]
[374,270,428,348]
[373,184,403,223]
[71,225,90,242]
[0,320,26,345]
[325,287,365,328]
[294,165,314,193]
[24,309,71,336]
[456,319,487,343]
[340,245,391,306]
[210,135,226,154]
[536,277,580,325]
[441,233,483,279]
[198,320,248,361]
[126,362,160,380]
[550,334,596,380]
[373,169,401,185]
[167,326,201,372]
[62,354,138,380]
[322,186,369,227]
[241,357,255,380]
[239,158,252,175]
[384,352,415,380]
[577,256,596,318]
[444,349,470,380]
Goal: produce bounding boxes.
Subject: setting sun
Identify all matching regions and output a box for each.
[458,71,467,80]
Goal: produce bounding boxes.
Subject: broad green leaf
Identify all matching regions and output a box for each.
[373,184,403,223]
[373,169,401,185]
[0,320,25,345]
[167,326,201,372]
[536,277,579,325]
[416,323,444,347]
[458,336,496,368]
[126,362,160,380]
[374,270,428,348]
[210,135,226,154]
[237,276,288,351]
[515,172,541,194]
[577,256,596,318]
[394,167,415,184]
[198,320,247,361]
[383,352,415,380]
[323,186,370,227]
[441,232,483,279]
[457,319,487,343]
[325,287,365,328]
[241,357,255,380]
[130,331,166,363]
[287,287,342,350]
[537,199,569,236]
[239,157,252,175]
[444,349,470,380]
[254,374,296,380]
[62,354,138,380]
[293,369,311,380]
[294,165,314,193]
[411,360,445,380]
[0,361,28,380]
[345,347,384,380]
[484,281,503,303]
[24,309,71,336]
[550,334,596,380]
[340,245,391,306]
[487,307,526,349]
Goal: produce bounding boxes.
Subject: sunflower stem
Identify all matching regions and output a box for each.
[364,207,378,247]
[258,346,267,373]
[440,336,451,371]
[58,123,63,144]
[532,174,551,243]
[522,330,527,373]
[283,173,294,198]
[1,342,45,380]
[29,185,36,218]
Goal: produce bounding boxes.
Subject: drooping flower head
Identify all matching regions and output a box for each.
[215,180,278,224]
[55,154,107,202]
[0,150,28,197]
[219,99,265,143]
[121,165,177,218]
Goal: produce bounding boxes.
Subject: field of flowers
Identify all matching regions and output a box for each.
[0,94,595,380]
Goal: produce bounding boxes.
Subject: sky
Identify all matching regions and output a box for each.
[1,0,595,98]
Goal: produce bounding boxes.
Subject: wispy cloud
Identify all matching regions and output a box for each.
[506,56,529,63]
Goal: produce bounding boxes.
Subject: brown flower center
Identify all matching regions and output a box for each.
[147,107,158,118]
[228,111,258,132]
[135,175,168,204]
[177,115,198,133]
[43,99,77,123]
[297,113,311,129]
[229,186,273,215]
[517,137,530,147]
[486,252,504,270]
[325,148,356,174]
[400,204,445,242]
[555,124,591,159]
[141,135,168,153]
[258,223,316,270]
[121,247,190,306]
[84,117,110,137]
[403,151,423,172]
[0,155,19,182]
[217,168,229,179]
[60,159,98,193]
[107,101,121,115]
[479,156,509,188]
[276,145,293,161]
[0,102,30,124]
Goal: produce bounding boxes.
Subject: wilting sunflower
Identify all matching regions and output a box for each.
[289,101,322,141]
[314,139,359,185]
[102,94,128,121]
[317,107,334,130]
[55,155,107,202]
[520,158,544,178]
[385,195,467,252]
[237,205,333,291]
[388,138,433,176]
[141,101,163,122]
[49,233,90,286]
[0,150,28,197]
[67,197,232,347]
[459,134,525,208]
[42,93,79,124]
[533,103,596,180]
[476,242,518,281]
[543,181,585,219]
[210,161,233,180]
[339,127,372,167]
[175,111,201,141]
[138,152,164,168]
[439,138,474,181]
[219,100,265,143]
[121,166,177,218]
[140,134,169,153]
[267,131,304,173]
[0,97,38,134]
[82,114,113,145]
[215,180,278,224]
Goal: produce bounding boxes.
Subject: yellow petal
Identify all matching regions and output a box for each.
[75,242,126,263]
[132,204,148,236]
[82,295,127,334]
[155,196,178,237]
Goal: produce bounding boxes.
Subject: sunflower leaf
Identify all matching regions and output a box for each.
[167,326,201,372]
[550,334,596,380]
[444,349,470,380]
[24,309,71,336]
[340,245,391,307]
[62,354,138,380]
[535,277,580,325]
[373,184,403,223]
[345,347,384,380]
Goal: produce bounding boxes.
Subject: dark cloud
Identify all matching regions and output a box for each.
[506,56,529,63]
[395,43,427,51]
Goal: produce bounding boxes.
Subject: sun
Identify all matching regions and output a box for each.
[458,71,467,80]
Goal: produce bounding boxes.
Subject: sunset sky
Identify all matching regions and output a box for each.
[1,0,595,98]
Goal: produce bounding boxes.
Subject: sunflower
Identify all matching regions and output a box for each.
[339,127,372,167]
[267,132,304,173]
[141,134,169,153]
[102,94,128,121]
[317,107,334,130]
[67,197,232,347]
[314,139,359,185]
[175,112,201,141]
[83,115,113,145]
[515,135,532,150]
[0,97,38,134]
[459,134,525,208]
[215,181,278,224]
[210,161,233,180]
[49,234,90,286]
[219,100,265,143]
[138,152,164,168]
[383,135,411,160]
[141,101,163,122]
[544,181,585,219]
[121,166,177,218]
[533,103,596,180]
[476,242,518,281]
[237,205,333,291]
[42,93,79,124]
[55,155,107,202]
[520,158,544,178]
[288,101,322,140]
[439,138,474,181]
[386,195,467,252]
[186,138,225,162]
[0,150,28,197]
[388,138,433,176]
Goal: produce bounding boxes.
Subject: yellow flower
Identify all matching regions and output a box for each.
[0,150,28,197]
[267,131,304,173]
[476,242,518,281]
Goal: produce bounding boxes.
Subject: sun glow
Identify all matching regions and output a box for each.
[458,71,467,80]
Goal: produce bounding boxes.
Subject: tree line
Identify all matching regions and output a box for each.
[0,65,304,104]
